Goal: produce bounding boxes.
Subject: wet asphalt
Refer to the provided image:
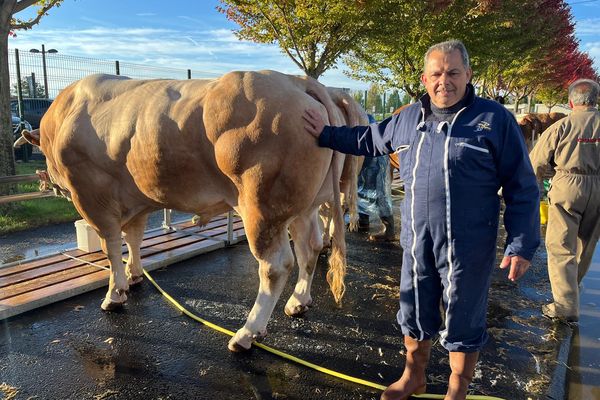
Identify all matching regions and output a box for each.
[0,211,574,400]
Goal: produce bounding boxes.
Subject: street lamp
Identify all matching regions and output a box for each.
[29,44,57,99]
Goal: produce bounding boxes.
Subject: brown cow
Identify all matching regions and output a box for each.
[517,112,567,150]
[20,71,367,352]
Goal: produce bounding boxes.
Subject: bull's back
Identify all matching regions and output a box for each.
[40,74,236,213]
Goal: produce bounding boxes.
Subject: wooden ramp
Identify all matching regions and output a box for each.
[0,215,246,321]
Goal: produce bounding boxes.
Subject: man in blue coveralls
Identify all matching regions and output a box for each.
[303,40,540,400]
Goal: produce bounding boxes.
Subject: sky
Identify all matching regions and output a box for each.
[8,0,600,91]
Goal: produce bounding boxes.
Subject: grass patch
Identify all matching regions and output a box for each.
[0,160,80,235]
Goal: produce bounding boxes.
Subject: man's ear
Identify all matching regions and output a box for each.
[421,73,427,85]
[568,100,574,109]
[466,68,473,82]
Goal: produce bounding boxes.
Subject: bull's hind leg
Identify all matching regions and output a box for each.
[228,223,295,352]
[122,213,149,286]
[285,210,323,317]
[100,228,129,311]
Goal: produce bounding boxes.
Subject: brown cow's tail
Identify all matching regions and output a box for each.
[327,150,347,305]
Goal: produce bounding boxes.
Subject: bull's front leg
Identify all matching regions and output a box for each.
[228,232,294,352]
[101,234,129,311]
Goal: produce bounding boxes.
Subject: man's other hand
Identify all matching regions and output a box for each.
[303,108,325,138]
[499,255,531,282]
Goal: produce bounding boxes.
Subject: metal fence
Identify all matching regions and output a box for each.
[8,48,222,100]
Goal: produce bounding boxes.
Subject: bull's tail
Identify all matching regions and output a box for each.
[345,156,360,232]
[327,150,347,305]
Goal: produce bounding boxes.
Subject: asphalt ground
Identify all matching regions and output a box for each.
[0,213,571,400]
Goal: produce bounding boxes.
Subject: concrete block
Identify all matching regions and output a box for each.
[75,219,102,253]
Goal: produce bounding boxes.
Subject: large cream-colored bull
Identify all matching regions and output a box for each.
[20,71,367,351]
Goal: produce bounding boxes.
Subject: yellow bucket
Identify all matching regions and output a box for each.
[540,199,549,225]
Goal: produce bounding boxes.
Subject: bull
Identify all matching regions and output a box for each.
[517,112,567,150]
[19,70,367,351]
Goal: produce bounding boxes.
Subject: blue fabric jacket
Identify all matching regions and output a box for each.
[319,85,540,260]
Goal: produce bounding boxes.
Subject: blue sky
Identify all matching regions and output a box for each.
[9,0,600,91]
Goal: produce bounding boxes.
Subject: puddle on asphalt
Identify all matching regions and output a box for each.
[1,242,76,265]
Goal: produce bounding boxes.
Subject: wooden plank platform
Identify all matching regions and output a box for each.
[0,214,246,320]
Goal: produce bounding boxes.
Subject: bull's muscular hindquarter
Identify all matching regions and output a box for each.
[34,70,366,351]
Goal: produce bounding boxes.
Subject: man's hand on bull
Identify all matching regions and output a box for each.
[499,255,531,282]
[303,108,326,138]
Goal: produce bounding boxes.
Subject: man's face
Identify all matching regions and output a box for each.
[421,49,472,108]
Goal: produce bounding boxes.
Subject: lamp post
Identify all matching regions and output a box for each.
[29,44,57,99]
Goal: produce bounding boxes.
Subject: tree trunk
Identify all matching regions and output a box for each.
[513,97,520,113]
[0,3,17,197]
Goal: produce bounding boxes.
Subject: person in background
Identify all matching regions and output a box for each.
[357,114,396,242]
[303,39,539,400]
[529,78,600,322]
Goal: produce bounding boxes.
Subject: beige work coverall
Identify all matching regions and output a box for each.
[530,107,600,317]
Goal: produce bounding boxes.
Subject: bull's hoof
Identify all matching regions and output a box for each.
[128,275,143,286]
[227,329,267,352]
[101,292,127,311]
[285,303,310,317]
[284,298,313,317]
[228,335,253,352]
[227,339,250,352]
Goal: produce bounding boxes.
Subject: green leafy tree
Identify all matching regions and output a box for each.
[1,0,63,185]
[344,0,499,99]
[536,85,567,112]
[366,84,382,115]
[387,89,401,111]
[12,76,46,98]
[352,90,365,109]
[218,0,386,79]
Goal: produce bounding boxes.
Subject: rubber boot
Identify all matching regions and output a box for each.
[358,213,370,232]
[381,337,430,400]
[444,351,479,400]
[369,216,395,242]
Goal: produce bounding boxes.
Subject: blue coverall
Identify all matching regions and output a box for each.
[319,85,540,352]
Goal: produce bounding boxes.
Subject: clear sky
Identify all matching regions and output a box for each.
[8,0,600,91]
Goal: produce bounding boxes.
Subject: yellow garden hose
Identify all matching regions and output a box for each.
[142,268,505,400]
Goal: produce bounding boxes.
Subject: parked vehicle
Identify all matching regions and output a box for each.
[12,113,33,161]
[10,98,53,129]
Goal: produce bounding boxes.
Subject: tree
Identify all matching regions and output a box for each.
[342,0,518,100]
[352,90,365,109]
[387,89,401,111]
[477,0,598,113]
[218,0,387,79]
[536,85,567,112]
[366,84,382,115]
[1,0,63,186]
[12,76,46,98]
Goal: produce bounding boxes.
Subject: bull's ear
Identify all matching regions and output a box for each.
[21,129,41,146]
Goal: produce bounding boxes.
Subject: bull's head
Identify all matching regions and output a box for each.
[14,129,72,201]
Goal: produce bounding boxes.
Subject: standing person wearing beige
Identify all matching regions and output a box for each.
[530,78,600,322]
